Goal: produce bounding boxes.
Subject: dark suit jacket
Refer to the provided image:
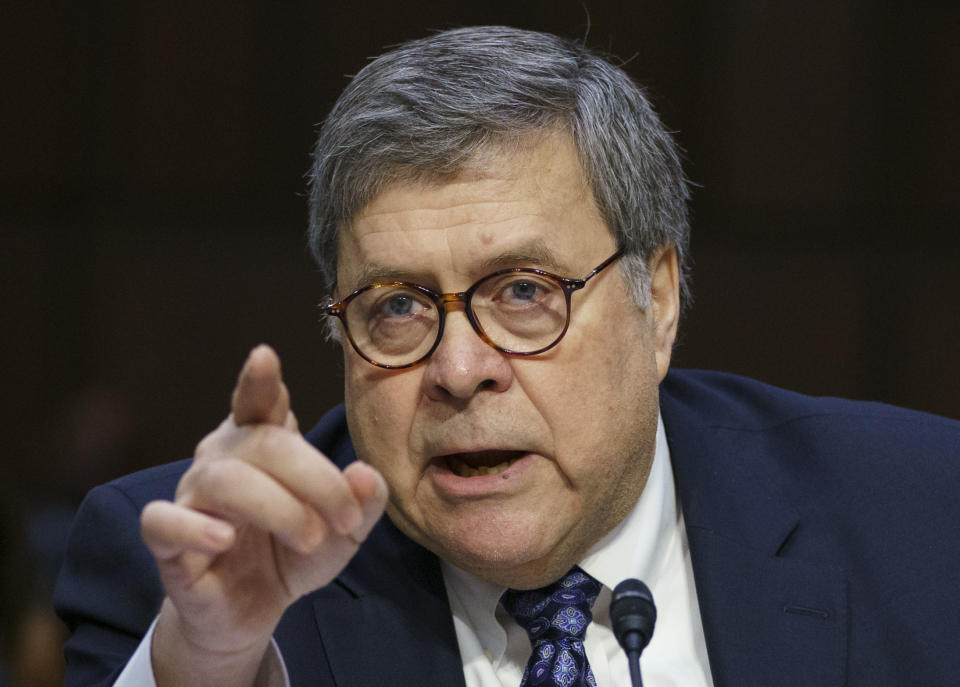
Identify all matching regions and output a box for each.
[54,370,960,686]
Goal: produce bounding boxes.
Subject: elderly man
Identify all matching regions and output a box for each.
[56,26,959,687]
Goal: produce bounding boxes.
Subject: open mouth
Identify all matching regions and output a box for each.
[440,450,526,477]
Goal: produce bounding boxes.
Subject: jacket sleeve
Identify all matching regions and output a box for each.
[54,481,166,687]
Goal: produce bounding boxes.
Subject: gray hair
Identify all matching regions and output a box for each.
[308,26,690,317]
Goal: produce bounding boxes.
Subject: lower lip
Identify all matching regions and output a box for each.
[426,453,537,498]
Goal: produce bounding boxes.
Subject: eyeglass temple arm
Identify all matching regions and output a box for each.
[580,249,625,284]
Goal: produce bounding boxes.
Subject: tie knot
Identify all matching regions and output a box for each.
[501,567,602,643]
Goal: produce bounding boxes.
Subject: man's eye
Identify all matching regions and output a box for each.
[507,281,539,302]
[383,294,415,317]
[495,278,552,307]
[379,293,422,317]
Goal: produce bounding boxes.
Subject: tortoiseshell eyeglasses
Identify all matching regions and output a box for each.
[324,250,623,369]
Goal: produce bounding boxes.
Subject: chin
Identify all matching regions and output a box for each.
[431,518,575,587]
[387,500,584,586]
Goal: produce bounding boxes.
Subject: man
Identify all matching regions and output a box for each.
[55,26,960,687]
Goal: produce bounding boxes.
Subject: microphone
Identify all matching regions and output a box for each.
[610,579,657,687]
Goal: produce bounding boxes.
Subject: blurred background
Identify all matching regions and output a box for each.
[1,2,957,684]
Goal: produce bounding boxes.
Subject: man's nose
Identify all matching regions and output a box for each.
[421,307,513,402]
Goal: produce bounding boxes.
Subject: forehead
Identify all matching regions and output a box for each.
[336,135,614,290]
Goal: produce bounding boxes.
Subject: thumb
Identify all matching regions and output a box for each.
[231,344,291,426]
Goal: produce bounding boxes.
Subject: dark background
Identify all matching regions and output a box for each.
[0,2,957,683]
[3,0,959,540]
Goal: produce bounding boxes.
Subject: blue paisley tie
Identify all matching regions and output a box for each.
[500,567,602,687]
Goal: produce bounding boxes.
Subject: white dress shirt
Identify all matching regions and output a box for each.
[113,619,288,687]
[114,415,711,687]
[443,414,714,687]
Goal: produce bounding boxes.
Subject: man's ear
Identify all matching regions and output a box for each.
[648,245,680,382]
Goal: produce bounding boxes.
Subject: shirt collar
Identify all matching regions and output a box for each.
[579,412,676,592]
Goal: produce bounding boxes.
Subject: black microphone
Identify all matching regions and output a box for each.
[610,579,657,687]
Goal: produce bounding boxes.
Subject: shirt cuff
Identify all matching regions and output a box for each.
[112,617,291,687]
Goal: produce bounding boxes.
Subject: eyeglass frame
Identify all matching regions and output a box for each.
[324,249,625,370]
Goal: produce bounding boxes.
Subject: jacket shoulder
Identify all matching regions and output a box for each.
[661,370,960,685]
[661,368,957,432]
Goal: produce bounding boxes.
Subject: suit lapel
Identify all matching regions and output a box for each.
[684,527,847,687]
[311,517,466,687]
[304,414,465,687]
[662,375,848,687]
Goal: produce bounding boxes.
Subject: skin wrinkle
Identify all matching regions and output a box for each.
[309,28,691,314]
[348,230,564,295]
[353,171,529,216]
[354,196,528,220]
[344,218,533,247]
[354,201,548,231]
[351,150,590,243]
[351,209,540,236]
[337,213,566,286]
[441,222,457,311]
[348,240,569,295]
[339,136,675,589]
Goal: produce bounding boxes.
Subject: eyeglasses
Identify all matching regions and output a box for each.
[324,250,623,369]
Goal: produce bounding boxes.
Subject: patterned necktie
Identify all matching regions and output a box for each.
[500,567,602,687]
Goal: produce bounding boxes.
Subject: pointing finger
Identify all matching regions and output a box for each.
[231,344,290,426]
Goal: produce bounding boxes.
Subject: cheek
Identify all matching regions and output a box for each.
[343,357,421,473]
[516,308,659,483]
[527,309,654,411]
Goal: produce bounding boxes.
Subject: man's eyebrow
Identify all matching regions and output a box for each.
[474,242,570,274]
[350,264,429,289]
[347,242,572,292]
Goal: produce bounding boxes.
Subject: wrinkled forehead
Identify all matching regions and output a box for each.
[345,128,587,223]
[333,135,610,292]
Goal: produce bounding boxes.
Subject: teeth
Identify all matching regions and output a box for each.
[447,455,518,477]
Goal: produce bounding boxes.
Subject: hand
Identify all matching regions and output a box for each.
[140,345,387,686]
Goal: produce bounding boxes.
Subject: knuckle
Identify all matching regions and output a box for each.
[248,424,288,458]
[180,458,244,504]
[294,510,326,552]
[194,418,231,456]
[198,457,244,488]
[194,431,217,457]
[141,500,166,527]
[139,504,161,537]
[194,416,242,459]
[159,556,192,583]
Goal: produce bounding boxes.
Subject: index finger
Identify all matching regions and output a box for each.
[231,344,290,427]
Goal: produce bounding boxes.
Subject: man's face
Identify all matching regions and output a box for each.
[337,135,679,588]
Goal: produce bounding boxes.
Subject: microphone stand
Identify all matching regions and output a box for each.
[627,649,644,687]
[610,579,656,687]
